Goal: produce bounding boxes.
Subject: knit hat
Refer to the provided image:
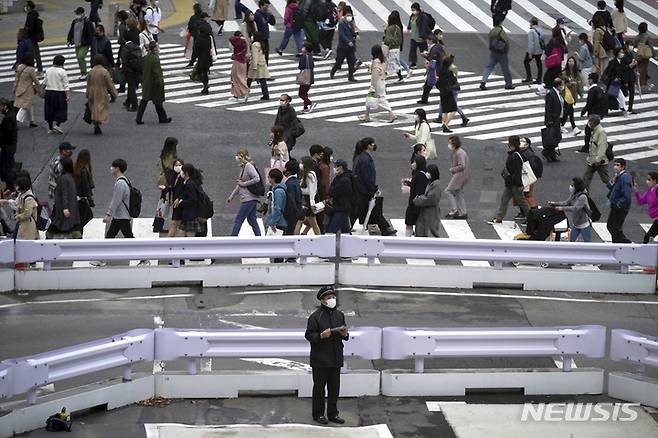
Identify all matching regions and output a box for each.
[334,159,348,170]
[317,286,335,300]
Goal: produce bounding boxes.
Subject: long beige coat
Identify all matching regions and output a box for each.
[86,65,118,124]
[13,64,39,109]
[15,190,39,240]
[212,0,229,21]
[248,42,270,80]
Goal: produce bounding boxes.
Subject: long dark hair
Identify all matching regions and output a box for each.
[414,108,428,130]
[579,32,593,54]
[412,155,427,176]
[371,44,385,63]
[74,149,92,185]
[564,56,579,77]
[300,156,314,187]
[243,12,256,39]
[388,10,403,29]
[352,139,365,164]
[60,157,74,175]
[160,137,178,160]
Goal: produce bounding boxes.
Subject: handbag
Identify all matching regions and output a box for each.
[637,43,652,60]
[607,79,621,97]
[296,54,311,85]
[16,108,29,123]
[541,126,562,147]
[563,86,575,105]
[516,152,537,189]
[83,103,92,124]
[365,89,378,110]
[112,66,124,84]
[545,47,562,68]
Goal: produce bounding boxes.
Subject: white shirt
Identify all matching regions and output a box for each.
[139,30,154,56]
[553,87,564,118]
[144,6,161,35]
[42,66,69,91]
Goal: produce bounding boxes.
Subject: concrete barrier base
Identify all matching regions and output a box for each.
[381,368,604,396]
[155,370,381,398]
[0,373,154,436]
[608,372,658,408]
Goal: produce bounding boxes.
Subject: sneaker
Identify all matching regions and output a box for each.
[357,114,370,122]
[79,74,87,80]
[300,108,310,114]
[308,102,317,113]
[276,49,283,56]
[409,63,417,68]
[89,260,107,267]
[47,129,55,134]
[323,49,332,60]
[521,78,533,83]
[480,82,487,90]
[487,217,502,225]
[52,125,64,134]
[227,96,240,102]
[137,260,151,266]
[560,126,569,133]
[445,210,458,218]
[572,127,582,135]
[575,148,588,154]
[406,69,413,79]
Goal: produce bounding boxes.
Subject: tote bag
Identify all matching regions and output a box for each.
[516,152,537,189]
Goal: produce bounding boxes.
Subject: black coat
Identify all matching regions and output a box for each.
[353,152,377,196]
[305,305,349,368]
[67,17,95,48]
[274,105,301,149]
[328,171,353,212]
[0,109,17,155]
[76,166,95,206]
[544,88,563,126]
[195,22,214,71]
[24,10,41,43]
[96,36,114,68]
[504,150,524,188]
[581,85,608,117]
[179,179,199,221]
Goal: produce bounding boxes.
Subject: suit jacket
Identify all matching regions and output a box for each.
[581,85,608,117]
[544,88,563,126]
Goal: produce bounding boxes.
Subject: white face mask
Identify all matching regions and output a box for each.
[299,163,304,171]
[110,166,115,173]
[346,16,353,22]
[324,297,336,309]
[569,185,575,193]
[235,155,241,162]
[174,165,182,173]
[448,144,454,150]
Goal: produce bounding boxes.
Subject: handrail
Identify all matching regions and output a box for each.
[155,327,382,374]
[609,329,658,371]
[0,363,11,400]
[339,235,657,272]
[382,325,607,373]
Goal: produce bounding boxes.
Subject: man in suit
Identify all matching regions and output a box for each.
[542,77,564,162]
[579,72,608,153]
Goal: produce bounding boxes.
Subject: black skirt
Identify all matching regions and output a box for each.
[439,90,457,113]
[44,90,68,124]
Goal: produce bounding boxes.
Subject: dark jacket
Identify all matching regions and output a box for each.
[141,52,165,103]
[353,151,377,196]
[427,42,445,63]
[284,175,302,221]
[504,151,524,188]
[329,170,353,212]
[274,104,301,149]
[337,19,356,50]
[407,11,431,39]
[195,22,214,71]
[620,51,636,83]
[591,10,613,29]
[179,178,199,221]
[14,38,34,70]
[96,35,114,68]
[254,9,275,40]
[76,166,95,206]
[581,85,608,117]
[187,12,203,36]
[51,173,80,232]
[24,10,41,43]
[607,170,632,210]
[298,53,315,84]
[603,58,623,85]
[544,88,563,126]
[0,109,18,155]
[67,16,95,48]
[305,305,349,368]
[491,0,512,13]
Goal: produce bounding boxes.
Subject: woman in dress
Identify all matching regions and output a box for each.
[437,56,458,133]
[13,52,39,128]
[172,163,200,237]
[42,55,70,134]
[413,164,441,238]
[48,156,80,239]
[383,12,402,81]
[359,45,396,123]
[404,108,436,160]
[228,31,250,102]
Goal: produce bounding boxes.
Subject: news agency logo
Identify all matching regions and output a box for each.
[521,403,640,422]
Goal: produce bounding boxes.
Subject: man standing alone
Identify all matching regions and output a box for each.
[24,1,43,73]
[606,158,632,243]
[305,286,348,425]
[67,7,96,80]
[542,77,564,162]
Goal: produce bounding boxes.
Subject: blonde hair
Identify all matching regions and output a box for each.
[236,148,253,163]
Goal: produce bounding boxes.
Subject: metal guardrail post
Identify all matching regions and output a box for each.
[562,356,573,372]
[414,357,425,373]
[122,365,132,381]
[26,388,37,405]
[187,358,197,375]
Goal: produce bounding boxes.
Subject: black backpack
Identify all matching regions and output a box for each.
[424,12,436,31]
[33,17,44,42]
[277,184,302,223]
[245,165,266,197]
[585,194,601,222]
[124,43,143,72]
[527,153,544,179]
[601,29,616,51]
[45,409,72,432]
[322,2,337,26]
[292,6,305,30]
[197,188,214,219]
[605,141,615,161]
[118,177,142,218]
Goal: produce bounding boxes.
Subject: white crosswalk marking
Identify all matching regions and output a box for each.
[441,220,490,267]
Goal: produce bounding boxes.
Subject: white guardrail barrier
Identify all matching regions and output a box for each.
[339,235,658,294]
[608,329,658,408]
[1,325,657,437]
[379,325,607,396]
[0,235,656,292]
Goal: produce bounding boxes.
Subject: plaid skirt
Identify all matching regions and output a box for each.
[179,219,200,233]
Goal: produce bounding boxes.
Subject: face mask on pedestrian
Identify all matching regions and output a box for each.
[110,166,115,174]
[234,155,241,162]
[174,164,182,173]
[324,297,336,309]
[345,15,353,22]
[299,163,304,171]
[371,144,377,151]
[569,184,575,194]
[448,142,454,150]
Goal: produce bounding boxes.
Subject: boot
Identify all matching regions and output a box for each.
[93,125,102,135]
[330,66,337,79]
[397,70,403,82]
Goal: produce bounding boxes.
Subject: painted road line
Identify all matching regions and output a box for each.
[441,219,491,267]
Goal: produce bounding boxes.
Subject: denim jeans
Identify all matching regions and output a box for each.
[278,27,303,54]
[231,200,261,236]
[481,52,512,86]
[570,225,592,242]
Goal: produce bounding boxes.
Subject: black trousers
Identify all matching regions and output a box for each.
[247,78,269,98]
[32,41,43,72]
[0,148,15,192]
[136,99,169,122]
[312,367,340,419]
[644,219,658,243]
[106,218,134,238]
[332,47,356,78]
[199,68,209,88]
[626,80,635,111]
[607,206,631,243]
[356,193,391,233]
[524,53,542,81]
[421,82,440,102]
[125,74,139,110]
[320,29,335,51]
[261,39,270,64]
[408,40,427,65]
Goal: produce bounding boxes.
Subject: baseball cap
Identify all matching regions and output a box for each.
[334,159,348,170]
[59,142,75,151]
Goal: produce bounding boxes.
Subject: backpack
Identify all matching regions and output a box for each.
[534,29,545,51]
[33,17,44,42]
[424,12,436,31]
[322,2,338,27]
[118,177,142,218]
[605,141,614,161]
[45,409,72,432]
[585,194,601,222]
[527,153,543,179]
[125,43,143,72]
[245,164,266,196]
[292,6,305,30]
[24,195,50,232]
[601,29,616,51]
[279,184,302,223]
[196,188,214,219]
